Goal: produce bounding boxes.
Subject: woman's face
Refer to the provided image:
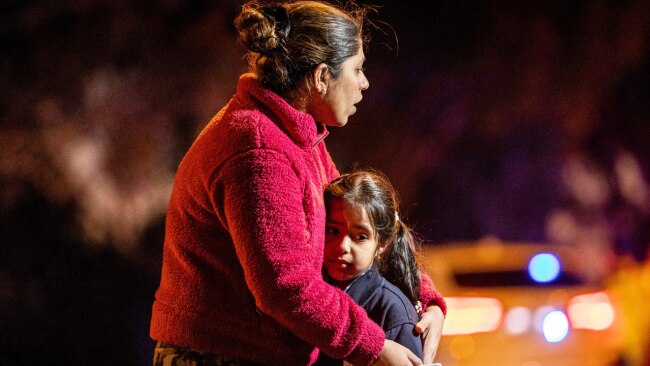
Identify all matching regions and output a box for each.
[324,199,382,286]
[311,45,369,127]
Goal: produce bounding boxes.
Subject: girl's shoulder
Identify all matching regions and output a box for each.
[368,276,423,359]
[376,278,420,325]
[353,270,419,329]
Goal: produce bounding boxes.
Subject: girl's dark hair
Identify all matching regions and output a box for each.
[234,1,367,97]
[324,169,421,305]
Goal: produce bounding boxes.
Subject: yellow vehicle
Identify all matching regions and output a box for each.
[421,238,625,366]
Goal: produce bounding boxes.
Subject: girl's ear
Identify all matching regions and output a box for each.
[311,63,330,95]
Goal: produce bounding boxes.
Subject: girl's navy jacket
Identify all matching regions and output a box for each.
[316,265,423,365]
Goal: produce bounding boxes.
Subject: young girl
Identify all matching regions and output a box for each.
[316,170,426,364]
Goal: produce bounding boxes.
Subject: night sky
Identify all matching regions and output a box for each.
[1,1,650,364]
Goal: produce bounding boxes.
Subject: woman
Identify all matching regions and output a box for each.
[150,1,445,365]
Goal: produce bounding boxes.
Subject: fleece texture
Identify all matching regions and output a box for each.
[150,74,445,365]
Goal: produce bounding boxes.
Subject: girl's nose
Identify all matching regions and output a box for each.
[336,237,352,254]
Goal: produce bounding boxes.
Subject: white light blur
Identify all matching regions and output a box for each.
[542,310,569,343]
[533,306,555,333]
[504,306,531,335]
[568,292,615,330]
[442,297,503,335]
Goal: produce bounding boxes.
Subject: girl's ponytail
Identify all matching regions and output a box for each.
[378,219,421,306]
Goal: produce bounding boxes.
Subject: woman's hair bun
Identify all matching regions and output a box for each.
[234,1,364,97]
[235,4,284,55]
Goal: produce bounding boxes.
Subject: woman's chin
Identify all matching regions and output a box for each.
[324,118,349,128]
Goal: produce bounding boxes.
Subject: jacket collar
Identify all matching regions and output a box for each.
[236,73,329,148]
[345,265,384,308]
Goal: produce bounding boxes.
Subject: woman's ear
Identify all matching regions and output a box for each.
[311,63,330,95]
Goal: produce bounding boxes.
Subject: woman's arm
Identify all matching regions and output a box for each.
[416,305,444,363]
[416,272,446,363]
[373,340,422,366]
[385,323,423,360]
[418,273,447,315]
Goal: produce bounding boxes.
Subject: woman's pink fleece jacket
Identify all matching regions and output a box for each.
[150,74,446,366]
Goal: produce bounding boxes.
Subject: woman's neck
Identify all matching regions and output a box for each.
[286,81,314,114]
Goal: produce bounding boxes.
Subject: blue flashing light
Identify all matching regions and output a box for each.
[528,253,561,283]
[542,310,569,343]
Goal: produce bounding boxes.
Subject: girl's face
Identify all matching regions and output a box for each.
[324,199,383,286]
[310,44,369,127]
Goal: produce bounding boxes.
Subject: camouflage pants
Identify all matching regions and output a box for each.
[153,342,263,366]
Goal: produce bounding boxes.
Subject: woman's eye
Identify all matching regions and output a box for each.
[326,227,340,235]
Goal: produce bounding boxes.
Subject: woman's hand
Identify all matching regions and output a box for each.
[372,339,422,366]
[415,305,444,363]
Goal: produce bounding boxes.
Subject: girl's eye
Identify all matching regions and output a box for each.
[356,234,368,241]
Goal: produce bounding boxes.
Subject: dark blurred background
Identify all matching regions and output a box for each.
[1,0,649,365]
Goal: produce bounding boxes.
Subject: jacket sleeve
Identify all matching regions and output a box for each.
[419,272,447,316]
[385,323,423,360]
[215,148,385,366]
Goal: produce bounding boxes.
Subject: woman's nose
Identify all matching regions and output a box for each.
[360,72,369,90]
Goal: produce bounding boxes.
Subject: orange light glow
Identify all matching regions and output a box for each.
[567,291,615,330]
[442,297,504,335]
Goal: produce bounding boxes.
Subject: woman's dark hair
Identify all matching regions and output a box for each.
[234,1,367,97]
[324,169,421,305]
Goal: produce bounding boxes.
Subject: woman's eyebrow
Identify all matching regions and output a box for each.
[326,218,346,225]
